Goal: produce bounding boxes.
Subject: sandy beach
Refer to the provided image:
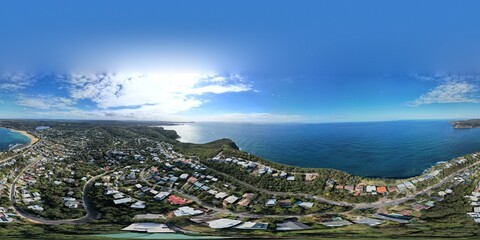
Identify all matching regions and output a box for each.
[10,129,39,146]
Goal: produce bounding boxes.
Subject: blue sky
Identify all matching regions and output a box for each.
[1,1,480,122]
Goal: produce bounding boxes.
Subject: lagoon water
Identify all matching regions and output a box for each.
[165,120,480,178]
[0,128,30,151]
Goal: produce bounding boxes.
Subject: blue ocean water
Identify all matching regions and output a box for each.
[0,128,31,151]
[164,120,480,178]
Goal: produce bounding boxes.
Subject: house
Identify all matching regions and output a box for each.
[133,214,165,220]
[27,205,44,211]
[114,198,133,205]
[64,200,79,209]
[305,173,318,182]
[187,177,197,184]
[235,221,269,230]
[0,213,12,223]
[113,193,125,199]
[353,217,384,226]
[154,191,170,201]
[355,185,364,192]
[388,186,398,193]
[193,182,204,189]
[376,186,388,194]
[322,217,353,227]
[373,213,411,223]
[276,221,312,231]
[326,179,336,187]
[207,219,242,229]
[279,199,293,208]
[412,203,429,211]
[396,183,407,192]
[167,195,189,205]
[265,199,277,207]
[344,185,355,192]
[404,181,416,190]
[207,189,218,195]
[173,206,203,217]
[297,201,314,208]
[237,193,255,207]
[169,176,179,183]
[22,198,33,205]
[121,223,174,233]
[106,189,119,195]
[131,201,146,209]
[366,185,376,193]
[214,192,228,199]
[224,195,239,204]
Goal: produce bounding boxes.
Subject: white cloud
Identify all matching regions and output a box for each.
[16,95,77,110]
[2,72,279,122]
[410,73,480,82]
[63,72,252,116]
[408,81,480,106]
[0,72,37,90]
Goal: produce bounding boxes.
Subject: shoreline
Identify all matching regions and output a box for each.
[167,127,478,182]
[164,122,478,179]
[4,128,39,147]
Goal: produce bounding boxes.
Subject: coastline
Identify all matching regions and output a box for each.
[165,121,480,178]
[169,126,479,184]
[6,128,39,147]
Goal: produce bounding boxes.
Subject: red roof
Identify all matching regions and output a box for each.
[377,186,387,193]
[167,195,188,205]
[187,177,197,184]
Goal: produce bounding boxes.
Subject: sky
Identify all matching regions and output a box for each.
[1,1,480,122]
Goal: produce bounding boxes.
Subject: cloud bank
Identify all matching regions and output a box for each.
[408,74,480,106]
[1,72,265,121]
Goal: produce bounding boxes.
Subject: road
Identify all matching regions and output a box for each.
[202,159,480,210]
[10,137,480,224]
[139,167,338,219]
[353,160,480,209]
[205,166,354,207]
[9,151,112,224]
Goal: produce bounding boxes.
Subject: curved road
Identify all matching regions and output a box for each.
[204,160,480,210]
[140,167,339,218]
[354,160,480,209]
[10,139,479,225]
[10,157,111,225]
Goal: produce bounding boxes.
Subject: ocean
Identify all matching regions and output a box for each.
[0,128,31,151]
[164,120,480,178]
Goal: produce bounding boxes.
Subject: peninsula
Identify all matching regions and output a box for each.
[452,119,480,129]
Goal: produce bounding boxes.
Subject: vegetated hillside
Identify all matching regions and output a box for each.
[102,126,180,141]
[452,119,480,128]
[173,138,239,159]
